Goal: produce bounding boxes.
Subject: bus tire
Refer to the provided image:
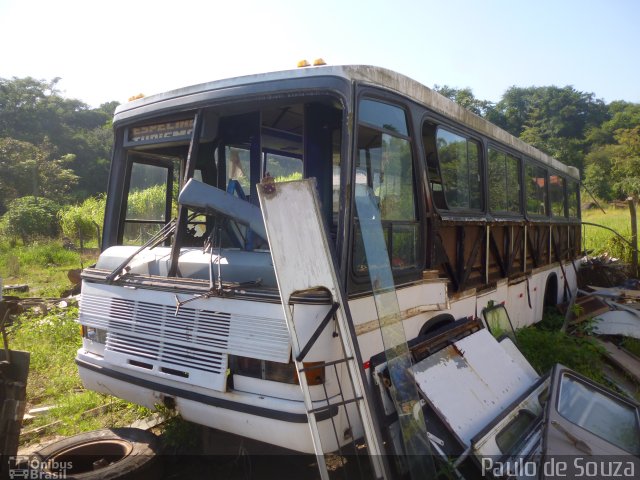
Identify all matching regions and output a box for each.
[418,313,456,337]
[31,428,161,480]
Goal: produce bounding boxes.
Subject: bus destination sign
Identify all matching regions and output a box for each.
[126,119,194,145]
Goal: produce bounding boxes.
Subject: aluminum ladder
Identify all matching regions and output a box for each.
[257,179,390,480]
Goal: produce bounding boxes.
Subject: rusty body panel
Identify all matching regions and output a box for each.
[434,219,580,294]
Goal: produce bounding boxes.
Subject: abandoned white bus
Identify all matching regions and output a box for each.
[76,65,581,454]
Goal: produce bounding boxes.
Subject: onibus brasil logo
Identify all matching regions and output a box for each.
[8,456,73,479]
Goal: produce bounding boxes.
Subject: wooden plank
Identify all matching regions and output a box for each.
[558,295,610,324]
[422,270,440,280]
[594,338,640,384]
[2,284,29,293]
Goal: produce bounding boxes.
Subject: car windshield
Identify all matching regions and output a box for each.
[558,373,640,454]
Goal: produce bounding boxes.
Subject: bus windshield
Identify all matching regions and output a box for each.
[113,99,343,253]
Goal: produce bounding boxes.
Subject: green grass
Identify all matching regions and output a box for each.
[516,308,607,383]
[9,306,81,400]
[516,308,640,403]
[50,392,152,437]
[0,239,94,297]
[582,206,635,261]
[517,327,607,383]
[622,337,640,358]
[1,240,154,446]
[7,305,152,444]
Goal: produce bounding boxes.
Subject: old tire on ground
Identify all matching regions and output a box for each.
[32,428,161,480]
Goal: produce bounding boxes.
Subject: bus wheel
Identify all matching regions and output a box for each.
[418,313,456,337]
[31,428,161,480]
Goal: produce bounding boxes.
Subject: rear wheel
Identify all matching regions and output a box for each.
[31,428,161,480]
[418,313,456,337]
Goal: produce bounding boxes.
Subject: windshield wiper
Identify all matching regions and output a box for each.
[106,219,177,283]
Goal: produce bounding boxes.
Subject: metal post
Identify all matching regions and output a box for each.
[629,197,638,278]
[169,111,202,277]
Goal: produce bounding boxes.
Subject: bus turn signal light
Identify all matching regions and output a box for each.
[301,362,325,386]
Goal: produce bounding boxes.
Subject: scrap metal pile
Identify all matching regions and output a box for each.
[371,311,640,479]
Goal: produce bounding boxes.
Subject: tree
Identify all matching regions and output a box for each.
[65,123,113,198]
[488,86,608,171]
[58,195,106,245]
[0,196,60,244]
[586,101,640,147]
[0,77,62,144]
[485,86,538,136]
[583,149,614,201]
[36,137,79,203]
[433,85,494,117]
[610,126,640,200]
[0,76,117,199]
[489,86,608,137]
[0,137,78,214]
[0,138,39,208]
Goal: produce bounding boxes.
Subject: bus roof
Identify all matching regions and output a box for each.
[116,65,579,180]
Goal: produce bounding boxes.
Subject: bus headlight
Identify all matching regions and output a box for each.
[230,355,325,385]
[82,326,107,344]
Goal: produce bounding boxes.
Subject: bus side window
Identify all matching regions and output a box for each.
[354,99,419,276]
[122,160,176,245]
[488,148,521,214]
[567,179,579,217]
[525,162,548,216]
[435,128,482,211]
[422,122,447,210]
[549,174,566,217]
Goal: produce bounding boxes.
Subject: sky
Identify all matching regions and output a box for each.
[1,0,639,108]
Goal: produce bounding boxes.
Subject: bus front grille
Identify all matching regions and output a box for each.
[80,293,230,390]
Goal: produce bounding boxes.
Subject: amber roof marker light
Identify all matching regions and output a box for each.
[297,58,327,67]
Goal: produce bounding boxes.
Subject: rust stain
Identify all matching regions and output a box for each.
[452,344,465,357]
